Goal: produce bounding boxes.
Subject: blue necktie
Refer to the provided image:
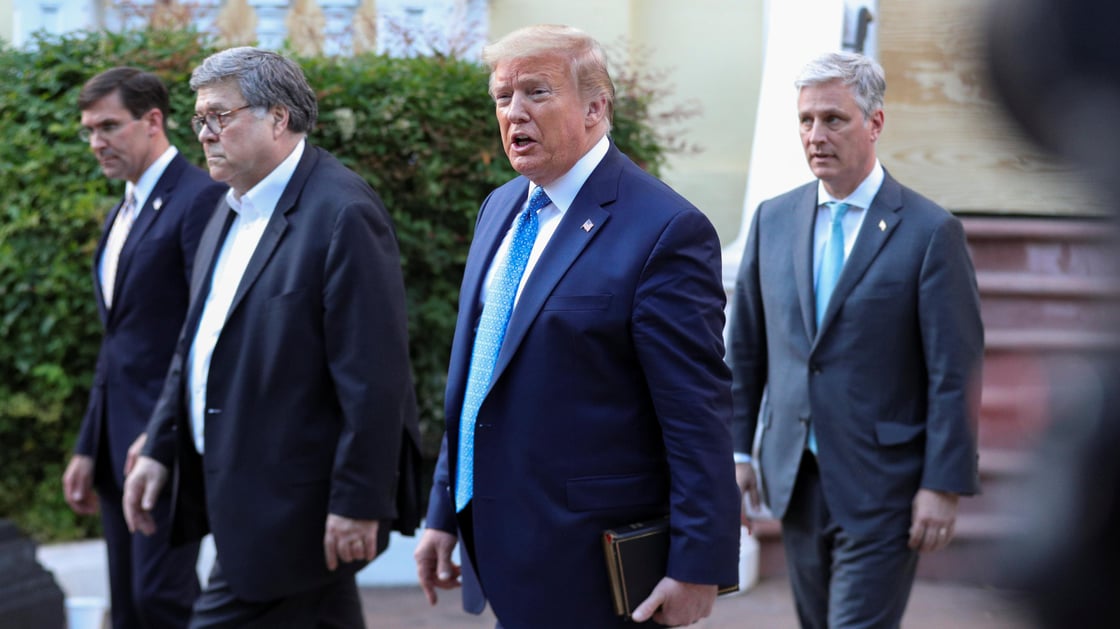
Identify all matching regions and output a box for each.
[809,201,850,454]
[455,187,550,511]
[815,201,851,328]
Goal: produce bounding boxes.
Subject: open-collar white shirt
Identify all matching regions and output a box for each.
[187,139,305,453]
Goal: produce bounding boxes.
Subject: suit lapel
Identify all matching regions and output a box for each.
[791,185,819,341]
[93,197,124,323]
[108,155,187,320]
[490,148,620,383]
[815,173,903,338]
[182,199,235,347]
[225,146,319,318]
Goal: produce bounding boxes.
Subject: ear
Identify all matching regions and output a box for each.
[585,93,608,128]
[868,108,885,142]
[272,105,291,136]
[144,107,164,137]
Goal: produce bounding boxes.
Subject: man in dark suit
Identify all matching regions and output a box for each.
[728,51,984,628]
[413,24,740,629]
[121,47,420,627]
[64,67,225,629]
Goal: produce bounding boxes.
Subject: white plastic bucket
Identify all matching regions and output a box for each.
[65,596,108,629]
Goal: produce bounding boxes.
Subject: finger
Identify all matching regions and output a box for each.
[630,588,664,623]
[141,477,161,511]
[416,560,439,605]
[362,525,380,561]
[324,534,339,571]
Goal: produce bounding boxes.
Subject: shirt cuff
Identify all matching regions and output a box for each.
[733,452,752,464]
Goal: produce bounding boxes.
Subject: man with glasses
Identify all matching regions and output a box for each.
[64,67,225,629]
[123,47,421,627]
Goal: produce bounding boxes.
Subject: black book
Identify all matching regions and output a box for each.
[602,517,739,619]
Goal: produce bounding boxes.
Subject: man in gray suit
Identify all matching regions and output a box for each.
[728,51,983,628]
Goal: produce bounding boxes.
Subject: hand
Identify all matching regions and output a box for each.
[124,433,147,477]
[122,456,168,536]
[62,455,99,515]
[631,576,717,626]
[324,514,379,571]
[908,488,959,552]
[413,528,461,605]
[736,462,759,532]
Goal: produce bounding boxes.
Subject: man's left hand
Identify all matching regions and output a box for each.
[908,488,959,552]
[324,514,379,571]
[631,576,716,626]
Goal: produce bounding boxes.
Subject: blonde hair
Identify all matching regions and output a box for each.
[482,24,615,129]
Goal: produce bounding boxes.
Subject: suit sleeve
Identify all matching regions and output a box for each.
[917,216,983,495]
[728,207,769,455]
[632,209,740,586]
[425,436,457,533]
[323,196,413,520]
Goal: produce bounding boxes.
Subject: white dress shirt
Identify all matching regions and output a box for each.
[98,146,179,292]
[187,140,305,453]
[481,134,610,307]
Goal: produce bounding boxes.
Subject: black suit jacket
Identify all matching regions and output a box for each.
[76,152,225,489]
[144,144,421,601]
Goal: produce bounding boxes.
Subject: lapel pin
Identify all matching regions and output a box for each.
[878,219,886,231]
[153,197,163,211]
[581,219,594,232]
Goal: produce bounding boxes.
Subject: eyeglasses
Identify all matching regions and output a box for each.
[79,119,134,142]
[191,105,254,135]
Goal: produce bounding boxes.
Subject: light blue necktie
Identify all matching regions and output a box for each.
[809,201,850,454]
[455,187,549,511]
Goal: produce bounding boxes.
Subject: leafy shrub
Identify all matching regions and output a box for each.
[0,28,685,540]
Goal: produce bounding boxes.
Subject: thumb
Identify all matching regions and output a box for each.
[630,585,665,623]
[436,546,455,580]
[141,475,160,511]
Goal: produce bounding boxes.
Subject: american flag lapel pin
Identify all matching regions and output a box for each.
[153,197,164,211]
[581,219,594,232]
[878,219,886,231]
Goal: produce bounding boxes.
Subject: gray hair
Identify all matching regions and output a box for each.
[482,24,615,131]
[190,47,318,133]
[795,51,886,120]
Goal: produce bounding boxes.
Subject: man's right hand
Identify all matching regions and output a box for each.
[62,455,98,515]
[122,455,168,536]
[736,462,760,532]
[413,528,461,605]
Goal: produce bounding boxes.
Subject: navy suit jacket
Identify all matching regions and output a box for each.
[728,171,983,538]
[427,144,740,628]
[143,145,422,601]
[75,152,225,489]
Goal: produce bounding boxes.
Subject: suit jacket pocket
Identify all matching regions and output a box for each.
[566,472,666,512]
[875,421,925,446]
[542,294,612,311]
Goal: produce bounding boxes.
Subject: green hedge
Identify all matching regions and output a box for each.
[0,28,682,541]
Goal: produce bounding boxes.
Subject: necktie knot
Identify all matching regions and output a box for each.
[824,201,850,225]
[527,186,551,214]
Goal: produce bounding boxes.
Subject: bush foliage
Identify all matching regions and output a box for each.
[0,28,685,540]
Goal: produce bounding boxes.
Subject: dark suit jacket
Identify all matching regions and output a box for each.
[76,152,225,489]
[427,144,740,628]
[728,171,983,539]
[143,145,421,601]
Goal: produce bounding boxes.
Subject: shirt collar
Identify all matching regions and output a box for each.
[126,146,178,211]
[816,159,884,210]
[530,134,610,213]
[226,139,306,220]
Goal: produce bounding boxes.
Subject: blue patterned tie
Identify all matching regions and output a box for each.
[455,186,549,511]
[810,201,850,454]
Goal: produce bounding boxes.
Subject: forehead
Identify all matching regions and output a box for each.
[797,80,860,113]
[195,80,244,112]
[80,90,128,122]
[491,54,573,87]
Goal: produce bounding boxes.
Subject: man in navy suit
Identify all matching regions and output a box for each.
[64,67,226,629]
[122,47,420,627]
[728,52,984,628]
[413,24,740,629]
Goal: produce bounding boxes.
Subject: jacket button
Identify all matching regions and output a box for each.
[810,364,822,374]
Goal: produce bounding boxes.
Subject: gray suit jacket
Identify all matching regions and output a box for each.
[728,171,983,538]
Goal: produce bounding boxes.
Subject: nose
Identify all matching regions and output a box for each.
[506,92,530,122]
[197,123,217,143]
[807,119,827,145]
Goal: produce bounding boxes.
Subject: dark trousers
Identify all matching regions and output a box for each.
[188,559,364,629]
[781,454,918,629]
[97,479,201,629]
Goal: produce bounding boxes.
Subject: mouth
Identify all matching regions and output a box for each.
[510,133,536,150]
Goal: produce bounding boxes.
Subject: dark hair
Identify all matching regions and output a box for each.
[78,67,170,130]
